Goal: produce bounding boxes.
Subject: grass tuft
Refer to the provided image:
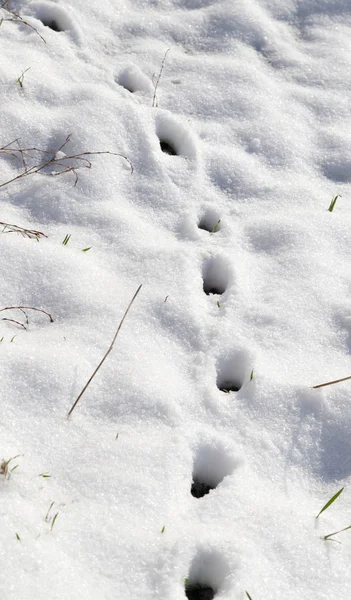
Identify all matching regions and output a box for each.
[1,455,21,479]
[16,67,30,88]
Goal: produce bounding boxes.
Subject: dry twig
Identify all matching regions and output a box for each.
[152,48,171,108]
[313,375,351,390]
[0,306,53,329]
[0,134,133,190]
[0,221,47,240]
[68,284,142,417]
[0,1,46,43]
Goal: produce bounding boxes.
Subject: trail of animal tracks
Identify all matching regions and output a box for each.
[1,1,351,598]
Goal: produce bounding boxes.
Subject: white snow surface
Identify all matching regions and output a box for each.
[1,0,351,598]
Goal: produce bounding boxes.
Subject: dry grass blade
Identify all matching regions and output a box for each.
[313,375,351,389]
[0,0,46,43]
[0,221,47,239]
[0,306,53,329]
[0,134,133,190]
[1,454,21,479]
[67,284,142,417]
[152,48,171,108]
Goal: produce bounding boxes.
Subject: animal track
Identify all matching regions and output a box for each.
[185,549,228,599]
[191,441,237,498]
[155,113,197,159]
[321,159,351,183]
[160,139,177,155]
[216,350,251,393]
[198,209,221,233]
[202,256,229,296]
[185,584,214,600]
[117,65,153,94]
[34,3,74,32]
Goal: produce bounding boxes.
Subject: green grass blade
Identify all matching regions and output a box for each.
[51,512,59,531]
[246,593,253,600]
[211,219,221,233]
[324,525,351,541]
[45,501,55,522]
[328,194,341,212]
[316,487,344,518]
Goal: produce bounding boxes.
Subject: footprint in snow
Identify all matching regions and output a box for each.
[198,208,222,234]
[117,65,154,95]
[185,549,229,600]
[191,440,238,498]
[155,112,197,160]
[216,349,252,394]
[33,2,75,33]
[202,255,229,296]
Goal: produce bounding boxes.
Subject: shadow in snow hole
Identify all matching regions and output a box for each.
[185,584,215,600]
[216,350,251,393]
[191,442,235,498]
[218,380,241,393]
[198,215,221,233]
[191,478,214,499]
[202,256,228,296]
[159,139,177,155]
[41,18,61,31]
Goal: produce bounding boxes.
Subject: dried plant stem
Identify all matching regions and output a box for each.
[0,306,53,329]
[0,221,47,239]
[152,48,170,108]
[67,284,142,417]
[313,375,351,389]
[0,134,133,190]
[0,1,46,43]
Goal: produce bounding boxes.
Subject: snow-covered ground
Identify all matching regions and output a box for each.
[1,0,351,598]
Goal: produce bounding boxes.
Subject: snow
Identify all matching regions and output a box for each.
[1,0,351,598]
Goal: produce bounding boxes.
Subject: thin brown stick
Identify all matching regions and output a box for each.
[0,221,47,239]
[1,318,26,329]
[1,1,46,43]
[0,306,53,328]
[67,284,142,417]
[312,375,351,390]
[0,135,133,190]
[152,48,171,108]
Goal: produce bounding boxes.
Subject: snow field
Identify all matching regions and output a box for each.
[1,0,351,598]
